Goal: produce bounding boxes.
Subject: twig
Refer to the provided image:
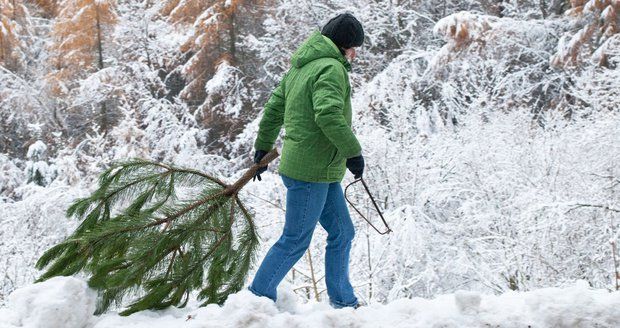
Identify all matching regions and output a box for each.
[244,190,285,211]
[565,203,620,214]
[306,249,320,302]
[611,240,619,291]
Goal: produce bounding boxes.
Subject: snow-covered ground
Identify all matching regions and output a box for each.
[1,276,618,328]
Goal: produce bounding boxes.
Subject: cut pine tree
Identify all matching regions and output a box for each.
[35,149,279,316]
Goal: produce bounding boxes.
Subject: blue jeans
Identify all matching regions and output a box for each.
[248,174,358,308]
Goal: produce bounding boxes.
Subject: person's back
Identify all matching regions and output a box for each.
[254,30,362,182]
[249,13,366,309]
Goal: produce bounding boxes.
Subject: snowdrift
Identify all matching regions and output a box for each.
[1,277,619,328]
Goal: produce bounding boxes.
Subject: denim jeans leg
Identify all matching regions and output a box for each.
[248,174,329,302]
[319,182,358,308]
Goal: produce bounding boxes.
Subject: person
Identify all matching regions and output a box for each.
[248,13,365,309]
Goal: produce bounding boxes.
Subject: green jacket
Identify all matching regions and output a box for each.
[254,31,362,183]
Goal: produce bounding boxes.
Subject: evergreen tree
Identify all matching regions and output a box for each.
[25,140,57,186]
[36,149,278,315]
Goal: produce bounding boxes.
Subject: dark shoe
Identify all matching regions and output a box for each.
[329,299,364,309]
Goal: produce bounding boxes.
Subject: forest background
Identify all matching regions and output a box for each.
[1,0,619,308]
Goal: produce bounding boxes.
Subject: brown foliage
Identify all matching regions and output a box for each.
[552,0,620,67]
[158,0,269,151]
[31,0,59,18]
[0,16,21,70]
[434,12,495,53]
[161,0,265,102]
[1,0,28,22]
[0,0,27,71]
[45,0,118,95]
[162,0,209,24]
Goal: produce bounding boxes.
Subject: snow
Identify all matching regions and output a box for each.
[433,11,497,44]
[0,154,24,199]
[601,5,614,20]
[1,277,619,328]
[201,60,246,118]
[453,290,481,315]
[1,277,96,328]
[582,0,606,13]
[26,141,47,159]
[204,61,235,95]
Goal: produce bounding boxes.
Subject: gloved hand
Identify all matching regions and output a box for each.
[253,150,269,181]
[346,155,364,179]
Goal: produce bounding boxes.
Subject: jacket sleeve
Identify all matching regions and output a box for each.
[254,77,286,152]
[312,64,362,158]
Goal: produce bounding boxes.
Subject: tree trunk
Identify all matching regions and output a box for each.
[100,102,108,135]
[551,0,570,16]
[228,8,236,64]
[540,0,548,18]
[95,4,106,133]
[95,4,104,70]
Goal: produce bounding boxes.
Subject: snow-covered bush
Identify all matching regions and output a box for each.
[352,109,619,302]
[25,140,57,187]
[0,154,24,201]
[0,184,85,305]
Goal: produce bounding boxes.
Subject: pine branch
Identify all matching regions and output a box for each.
[36,150,279,315]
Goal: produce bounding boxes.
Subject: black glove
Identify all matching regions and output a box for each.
[346,155,364,179]
[253,150,269,181]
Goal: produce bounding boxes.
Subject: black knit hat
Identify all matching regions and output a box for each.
[321,13,364,49]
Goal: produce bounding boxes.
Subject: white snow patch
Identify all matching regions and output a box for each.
[26,141,47,159]
[454,290,481,315]
[3,277,96,328]
[202,61,245,118]
[1,278,619,328]
[434,11,497,43]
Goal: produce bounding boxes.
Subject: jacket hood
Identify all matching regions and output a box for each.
[290,31,351,71]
